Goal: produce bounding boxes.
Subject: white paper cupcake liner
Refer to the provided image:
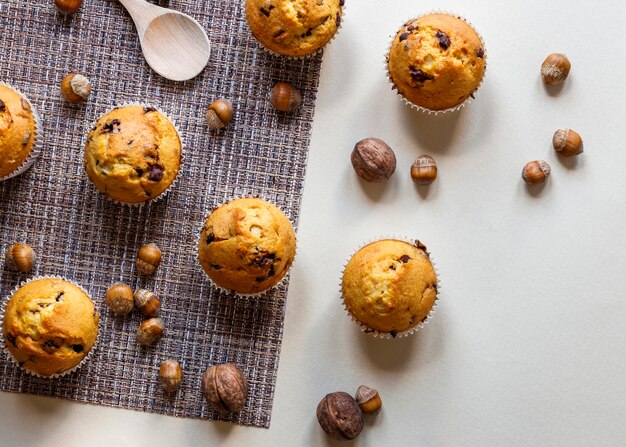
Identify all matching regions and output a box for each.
[0,275,100,379]
[251,2,346,60]
[81,102,184,207]
[339,236,440,339]
[196,194,298,298]
[0,82,43,181]
[385,10,487,115]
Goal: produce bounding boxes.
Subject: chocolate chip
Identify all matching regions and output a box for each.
[273,29,286,38]
[55,291,65,302]
[6,333,16,347]
[72,344,84,353]
[43,340,60,351]
[127,140,134,146]
[389,265,396,270]
[260,7,270,17]
[340,0,344,5]
[100,119,121,134]
[135,168,143,177]
[399,255,411,263]
[399,32,409,41]
[22,131,31,146]
[436,30,451,50]
[148,164,164,181]
[0,99,5,112]
[143,107,157,114]
[336,12,341,27]
[211,264,222,270]
[252,252,276,268]
[305,28,313,37]
[205,231,215,244]
[407,24,416,32]
[409,66,434,83]
[477,48,484,58]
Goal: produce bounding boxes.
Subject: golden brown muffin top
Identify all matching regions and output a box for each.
[0,85,36,178]
[2,278,99,376]
[342,240,438,335]
[388,14,486,111]
[83,105,181,204]
[198,197,297,294]
[245,0,343,57]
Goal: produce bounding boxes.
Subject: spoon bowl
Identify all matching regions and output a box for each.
[119,0,211,81]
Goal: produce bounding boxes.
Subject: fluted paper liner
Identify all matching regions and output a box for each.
[196,194,298,298]
[81,102,184,207]
[0,275,100,379]
[339,236,440,339]
[385,10,487,115]
[0,82,43,181]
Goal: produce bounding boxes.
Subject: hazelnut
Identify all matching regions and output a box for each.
[54,0,83,13]
[134,289,161,317]
[351,137,396,182]
[5,244,36,273]
[61,74,91,103]
[136,243,162,276]
[206,99,233,130]
[105,283,134,316]
[522,160,551,184]
[316,392,364,441]
[159,360,183,393]
[202,363,248,412]
[355,385,382,415]
[137,318,165,345]
[541,53,571,85]
[270,82,301,112]
[410,154,438,185]
[553,128,583,157]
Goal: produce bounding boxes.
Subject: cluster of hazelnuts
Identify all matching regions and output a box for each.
[317,385,382,441]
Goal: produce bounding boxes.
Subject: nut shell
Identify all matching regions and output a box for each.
[270,82,301,113]
[206,99,233,130]
[316,392,364,441]
[134,289,161,317]
[541,53,571,85]
[61,74,91,103]
[411,154,438,185]
[136,318,165,345]
[159,360,183,392]
[355,385,382,415]
[351,137,396,182]
[202,363,248,412]
[553,129,583,156]
[5,244,36,273]
[105,283,134,316]
[522,160,551,184]
[136,243,162,276]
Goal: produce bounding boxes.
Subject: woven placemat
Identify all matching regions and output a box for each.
[0,0,323,428]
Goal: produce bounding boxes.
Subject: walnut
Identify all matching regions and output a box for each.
[351,138,396,182]
[201,363,248,412]
[316,392,364,441]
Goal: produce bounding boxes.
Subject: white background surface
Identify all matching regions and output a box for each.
[2,0,626,445]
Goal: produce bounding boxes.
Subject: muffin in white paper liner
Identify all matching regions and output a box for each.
[385,10,487,115]
[196,195,298,298]
[82,102,184,207]
[0,275,100,379]
[0,82,43,181]
[339,236,440,339]
[247,1,346,60]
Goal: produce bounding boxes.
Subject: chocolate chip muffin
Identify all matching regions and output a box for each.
[198,198,297,295]
[2,277,99,377]
[245,0,344,57]
[0,84,38,179]
[387,13,486,111]
[84,106,181,204]
[341,239,438,336]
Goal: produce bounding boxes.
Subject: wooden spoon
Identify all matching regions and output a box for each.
[119,0,211,81]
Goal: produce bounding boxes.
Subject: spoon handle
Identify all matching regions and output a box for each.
[118,0,162,37]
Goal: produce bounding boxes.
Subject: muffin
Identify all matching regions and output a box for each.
[245,0,344,57]
[341,239,438,336]
[2,277,99,377]
[387,13,486,111]
[0,84,39,179]
[84,105,182,204]
[198,197,297,295]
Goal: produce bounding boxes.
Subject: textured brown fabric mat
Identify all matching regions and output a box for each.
[0,0,322,428]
